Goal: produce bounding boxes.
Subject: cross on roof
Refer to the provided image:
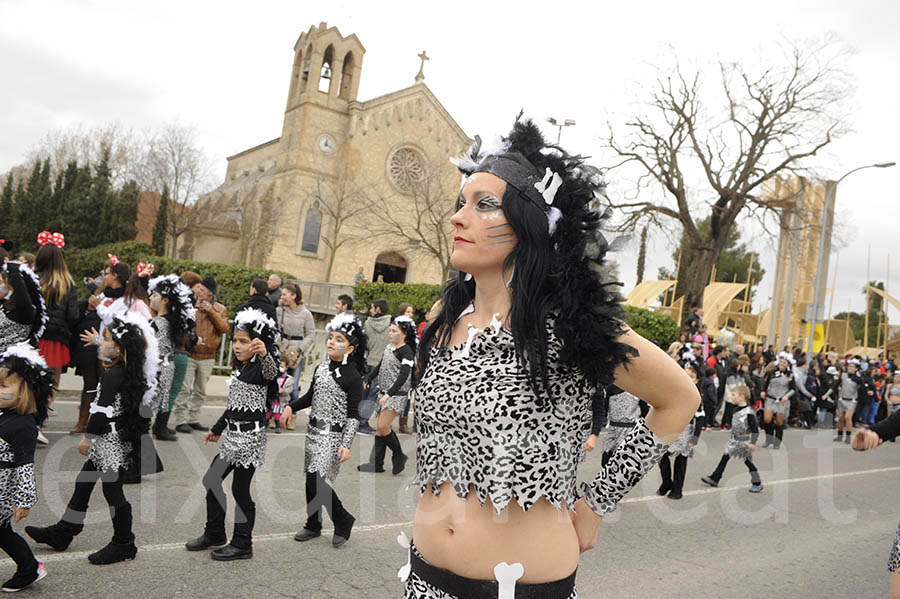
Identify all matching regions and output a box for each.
[415,51,429,83]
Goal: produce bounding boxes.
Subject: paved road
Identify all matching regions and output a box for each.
[11,395,900,598]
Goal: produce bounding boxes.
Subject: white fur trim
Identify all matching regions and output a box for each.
[109,311,159,407]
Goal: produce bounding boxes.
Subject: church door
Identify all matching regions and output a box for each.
[373,251,408,283]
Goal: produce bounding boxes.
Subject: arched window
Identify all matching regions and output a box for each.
[339,51,354,99]
[318,45,334,93]
[301,200,322,253]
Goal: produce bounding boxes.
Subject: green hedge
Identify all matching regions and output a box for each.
[623,305,679,349]
[64,240,295,315]
[352,282,442,320]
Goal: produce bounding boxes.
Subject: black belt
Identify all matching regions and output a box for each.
[409,544,576,599]
[227,420,265,433]
[284,335,304,341]
[609,420,635,428]
[309,417,343,433]
[0,461,15,469]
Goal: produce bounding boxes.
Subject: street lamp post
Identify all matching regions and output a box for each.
[805,161,895,363]
[545,117,576,144]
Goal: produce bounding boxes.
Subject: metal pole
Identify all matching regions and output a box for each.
[805,163,896,362]
[864,244,871,351]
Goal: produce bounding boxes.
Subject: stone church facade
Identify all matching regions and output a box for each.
[187,22,470,286]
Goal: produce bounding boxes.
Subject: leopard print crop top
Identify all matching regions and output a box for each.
[412,312,668,516]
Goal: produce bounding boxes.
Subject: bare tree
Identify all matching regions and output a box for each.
[309,176,381,281]
[606,40,850,317]
[141,121,215,256]
[369,157,458,281]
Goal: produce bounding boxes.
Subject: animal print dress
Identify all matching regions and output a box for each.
[0,410,38,526]
[151,316,175,414]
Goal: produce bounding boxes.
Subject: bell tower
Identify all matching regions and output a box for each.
[280,22,365,171]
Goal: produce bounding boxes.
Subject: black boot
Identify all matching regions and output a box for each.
[331,509,355,548]
[773,425,784,450]
[385,431,408,475]
[212,507,254,561]
[657,455,673,496]
[88,504,137,565]
[357,435,387,473]
[25,521,82,551]
[669,455,687,499]
[154,412,177,441]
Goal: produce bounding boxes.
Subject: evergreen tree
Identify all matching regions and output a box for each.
[0,174,13,235]
[152,186,169,256]
[13,162,42,250]
[88,148,114,247]
[62,162,96,248]
[11,181,25,250]
[116,181,140,242]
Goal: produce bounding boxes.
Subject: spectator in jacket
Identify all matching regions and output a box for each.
[237,278,276,320]
[275,283,315,413]
[174,276,229,433]
[35,243,79,401]
[359,298,391,436]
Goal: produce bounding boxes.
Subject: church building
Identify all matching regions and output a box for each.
[186,22,470,286]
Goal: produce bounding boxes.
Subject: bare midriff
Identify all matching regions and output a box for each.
[412,481,580,583]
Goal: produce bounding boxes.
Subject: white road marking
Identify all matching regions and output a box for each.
[14,464,900,566]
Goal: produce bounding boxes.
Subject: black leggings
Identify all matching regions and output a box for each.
[305,471,352,533]
[0,521,37,576]
[63,460,129,527]
[202,455,256,544]
[709,454,761,485]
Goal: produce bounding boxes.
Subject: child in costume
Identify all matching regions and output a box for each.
[147,274,197,441]
[658,364,704,499]
[0,262,47,354]
[184,308,278,561]
[600,385,646,467]
[269,351,297,434]
[701,384,763,493]
[358,314,414,475]
[0,343,52,591]
[26,312,159,564]
[282,312,365,547]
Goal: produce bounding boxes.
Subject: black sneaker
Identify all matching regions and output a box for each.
[175,424,193,434]
[210,544,252,561]
[188,422,209,432]
[666,490,683,500]
[700,476,718,488]
[1,562,46,593]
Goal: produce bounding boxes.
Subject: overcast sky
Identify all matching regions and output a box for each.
[1,0,897,323]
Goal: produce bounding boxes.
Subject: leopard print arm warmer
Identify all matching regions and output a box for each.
[580,417,668,516]
[14,463,37,509]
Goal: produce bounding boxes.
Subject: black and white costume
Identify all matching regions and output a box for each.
[867,409,900,572]
[150,316,174,414]
[371,343,415,415]
[0,262,47,353]
[0,343,51,590]
[147,275,196,441]
[26,312,159,565]
[702,405,762,491]
[400,117,675,599]
[601,386,644,466]
[763,366,795,417]
[658,402,704,499]
[290,312,365,546]
[187,308,277,560]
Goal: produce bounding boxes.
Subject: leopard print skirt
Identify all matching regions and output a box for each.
[377,393,408,415]
[889,520,900,572]
[403,543,577,599]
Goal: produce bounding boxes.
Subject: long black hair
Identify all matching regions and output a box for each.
[420,116,636,399]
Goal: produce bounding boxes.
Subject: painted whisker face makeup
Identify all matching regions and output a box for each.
[487,223,514,246]
[450,172,516,274]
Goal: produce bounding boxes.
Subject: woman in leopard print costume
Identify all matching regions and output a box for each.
[0,343,52,591]
[27,311,159,566]
[281,311,366,547]
[401,117,700,598]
